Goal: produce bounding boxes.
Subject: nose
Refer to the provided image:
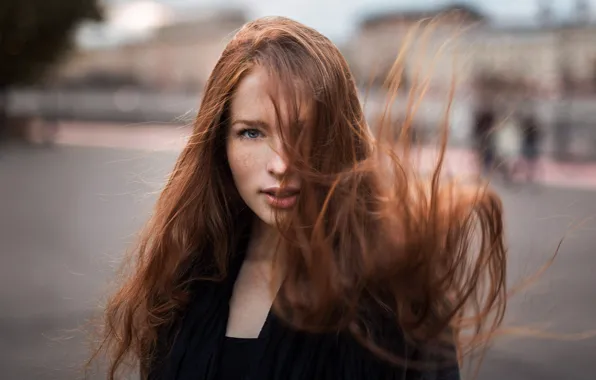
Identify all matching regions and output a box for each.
[266,141,289,178]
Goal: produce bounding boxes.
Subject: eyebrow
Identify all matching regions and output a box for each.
[230,118,307,131]
[230,119,270,129]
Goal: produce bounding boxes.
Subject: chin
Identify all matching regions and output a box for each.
[255,208,287,227]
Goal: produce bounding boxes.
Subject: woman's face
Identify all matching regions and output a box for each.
[226,66,306,226]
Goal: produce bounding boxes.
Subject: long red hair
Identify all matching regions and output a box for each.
[92,16,507,379]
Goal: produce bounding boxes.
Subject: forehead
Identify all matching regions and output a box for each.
[230,66,313,127]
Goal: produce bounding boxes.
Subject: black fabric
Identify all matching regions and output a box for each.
[148,236,461,380]
[217,337,259,380]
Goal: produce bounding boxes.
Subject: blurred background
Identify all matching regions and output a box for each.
[1,0,596,379]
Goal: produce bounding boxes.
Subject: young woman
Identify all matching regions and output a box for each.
[94,16,506,380]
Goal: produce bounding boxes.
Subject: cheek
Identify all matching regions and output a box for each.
[227,142,259,185]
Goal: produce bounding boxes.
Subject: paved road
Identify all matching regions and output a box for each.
[0,143,595,379]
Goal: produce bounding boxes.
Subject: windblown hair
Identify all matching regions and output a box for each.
[92,16,507,379]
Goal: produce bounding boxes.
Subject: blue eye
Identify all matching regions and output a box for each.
[239,129,262,139]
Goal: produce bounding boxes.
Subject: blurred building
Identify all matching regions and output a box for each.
[347,3,596,97]
[469,24,596,96]
[57,8,247,91]
[347,4,487,92]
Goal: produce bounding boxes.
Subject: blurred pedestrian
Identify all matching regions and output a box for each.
[91,17,509,380]
[472,103,497,177]
[512,111,542,182]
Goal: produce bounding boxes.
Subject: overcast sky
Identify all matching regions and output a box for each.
[84,0,596,47]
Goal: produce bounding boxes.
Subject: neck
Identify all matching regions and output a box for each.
[245,216,279,262]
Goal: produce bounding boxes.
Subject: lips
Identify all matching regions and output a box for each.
[261,187,300,209]
[262,188,300,197]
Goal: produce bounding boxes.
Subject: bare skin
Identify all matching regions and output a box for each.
[224,66,307,338]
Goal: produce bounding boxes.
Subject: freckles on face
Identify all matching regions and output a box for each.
[225,67,279,225]
[229,149,255,172]
[227,143,266,185]
[225,66,308,226]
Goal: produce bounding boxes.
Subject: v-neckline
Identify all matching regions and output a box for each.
[223,234,278,341]
[224,262,277,341]
[213,247,277,379]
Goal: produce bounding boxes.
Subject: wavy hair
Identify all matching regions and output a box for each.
[91,16,508,379]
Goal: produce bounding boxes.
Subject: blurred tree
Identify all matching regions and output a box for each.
[0,0,103,131]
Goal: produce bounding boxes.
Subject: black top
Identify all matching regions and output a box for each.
[216,337,258,380]
[148,236,461,380]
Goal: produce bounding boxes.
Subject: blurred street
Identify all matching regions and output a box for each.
[0,123,595,379]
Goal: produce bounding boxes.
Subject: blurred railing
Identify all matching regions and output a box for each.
[7,88,201,124]
[7,88,596,160]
